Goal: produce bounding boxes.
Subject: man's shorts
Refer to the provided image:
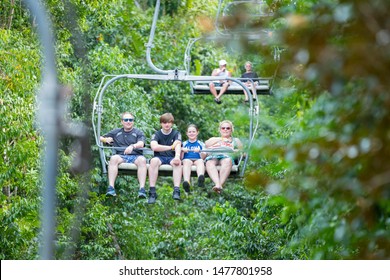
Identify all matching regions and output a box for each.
[154,156,174,165]
[120,154,140,163]
[212,82,229,87]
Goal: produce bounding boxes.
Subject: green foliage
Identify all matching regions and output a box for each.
[248,0,390,259]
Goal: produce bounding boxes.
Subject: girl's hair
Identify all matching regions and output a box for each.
[160,112,174,123]
[187,124,199,131]
[219,120,234,132]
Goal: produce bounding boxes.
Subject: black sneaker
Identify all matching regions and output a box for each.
[183,181,190,193]
[148,192,157,204]
[214,98,222,104]
[197,175,205,188]
[138,188,147,199]
[172,188,181,200]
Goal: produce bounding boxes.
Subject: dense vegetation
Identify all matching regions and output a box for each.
[1,0,389,260]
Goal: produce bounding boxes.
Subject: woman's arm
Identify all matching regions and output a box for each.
[235,138,243,150]
[205,137,221,148]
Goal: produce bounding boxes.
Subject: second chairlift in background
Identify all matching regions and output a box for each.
[185,0,280,96]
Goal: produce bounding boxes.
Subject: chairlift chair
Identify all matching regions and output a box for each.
[184,0,281,96]
[184,35,280,96]
[92,73,253,178]
[93,0,262,179]
[216,0,275,36]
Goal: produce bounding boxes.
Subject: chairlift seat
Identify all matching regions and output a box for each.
[108,147,243,177]
[191,78,271,95]
[117,162,241,177]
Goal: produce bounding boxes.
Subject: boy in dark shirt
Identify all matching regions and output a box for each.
[148,113,182,204]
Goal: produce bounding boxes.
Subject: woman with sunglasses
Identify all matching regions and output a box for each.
[100,112,147,198]
[204,120,243,193]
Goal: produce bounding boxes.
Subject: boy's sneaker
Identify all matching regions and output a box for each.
[106,186,117,197]
[183,181,190,193]
[172,188,181,200]
[138,188,147,199]
[148,192,157,204]
[197,175,205,188]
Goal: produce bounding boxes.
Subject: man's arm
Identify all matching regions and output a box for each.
[100,135,113,145]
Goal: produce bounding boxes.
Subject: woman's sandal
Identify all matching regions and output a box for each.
[212,186,223,194]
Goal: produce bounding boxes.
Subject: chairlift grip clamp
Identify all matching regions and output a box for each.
[174,69,178,80]
[94,103,104,114]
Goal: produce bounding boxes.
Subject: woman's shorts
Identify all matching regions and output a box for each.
[204,154,232,162]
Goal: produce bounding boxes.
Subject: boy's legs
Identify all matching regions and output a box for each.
[149,157,162,187]
[170,158,182,188]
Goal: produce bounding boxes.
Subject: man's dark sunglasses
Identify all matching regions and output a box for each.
[122,118,134,122]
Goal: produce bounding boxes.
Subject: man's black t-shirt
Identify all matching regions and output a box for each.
[103,127,145,155]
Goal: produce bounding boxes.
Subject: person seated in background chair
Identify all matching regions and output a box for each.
[209,59,232,104]
[241,61,259,102]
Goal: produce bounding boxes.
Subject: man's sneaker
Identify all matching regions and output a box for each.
[197,175,205,188]
[148,192,157,204]
[106,186,117,197]
[172,188,181,200]
[183,181,190,193]
[138,188,147,199]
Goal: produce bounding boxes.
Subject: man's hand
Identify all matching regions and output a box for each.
[124,145,134,155]
[105,137,114,145]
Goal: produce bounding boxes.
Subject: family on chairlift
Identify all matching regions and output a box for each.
[100,112,243,204]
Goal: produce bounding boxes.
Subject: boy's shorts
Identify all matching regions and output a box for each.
[154,156,174,165]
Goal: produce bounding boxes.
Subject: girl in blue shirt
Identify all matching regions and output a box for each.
[181,124,206,192]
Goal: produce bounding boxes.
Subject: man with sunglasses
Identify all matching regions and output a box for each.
[100,112,147,198]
